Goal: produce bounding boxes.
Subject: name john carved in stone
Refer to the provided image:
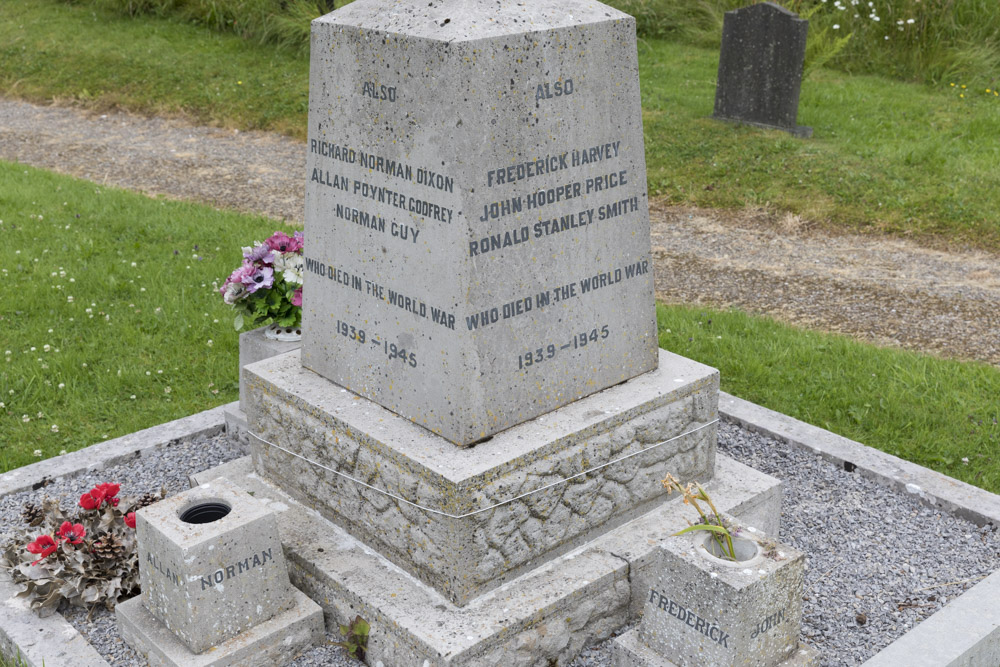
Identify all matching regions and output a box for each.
[750,608,786,639]
[199,547,275,590]
[648,588,731,648]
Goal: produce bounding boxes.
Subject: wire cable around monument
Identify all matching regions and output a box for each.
[248,418,719,519]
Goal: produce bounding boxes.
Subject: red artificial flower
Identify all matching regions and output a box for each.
[26,535,58,565]
[124,512,136,529]
[79,482,120,510]
[265,231,295,253]
[94,482,120,500]
[57,521,86,545]
[79,489,104,510]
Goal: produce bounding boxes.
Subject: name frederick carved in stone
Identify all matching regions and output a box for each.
[199,547,275,590]
[648,588,731,648]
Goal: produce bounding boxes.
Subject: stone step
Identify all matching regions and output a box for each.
[192,453,781,666]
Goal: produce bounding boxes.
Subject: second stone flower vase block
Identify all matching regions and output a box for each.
[634,514,814,667]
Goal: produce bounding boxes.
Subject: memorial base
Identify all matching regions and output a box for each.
[115,589,324,667]
[193,454,782,666]
[244,349,722,605]
[610,629,820,667]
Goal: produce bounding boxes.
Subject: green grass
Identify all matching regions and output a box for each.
[638,40,1000,248]
[0,161,291,472]
[657,304,1000,493]
[3,0,1000,251]
[0,0,309,135]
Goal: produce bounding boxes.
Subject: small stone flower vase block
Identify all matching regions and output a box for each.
[133,477,295,654]
[636,515,810,667]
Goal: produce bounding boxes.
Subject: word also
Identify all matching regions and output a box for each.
[516,326,610,370]
[535,78,574,102]
[200,548,274,590]
[361,81,397,102]
[750,609,786,639]
[648,588,730,649]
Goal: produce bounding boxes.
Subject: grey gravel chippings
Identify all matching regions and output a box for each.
[4,423,998,666]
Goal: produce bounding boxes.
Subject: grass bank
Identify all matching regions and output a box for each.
[0,161,286,472]
[657,304,1000,494]
[3,0,999,251]
[3,164,999,495]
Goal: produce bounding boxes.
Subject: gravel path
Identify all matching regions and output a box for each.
[4,424,997,666]
[2,97,999,366]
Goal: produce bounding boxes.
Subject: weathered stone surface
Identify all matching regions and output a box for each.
[712,2,811,138]
[636,515,806,667]
[193,451,782,666]
[238,326,300,413]
[611,629,819,667]
[135,477,294,653]
[116,588,324,667]
[302,0,657,446]
[246,348,717,605]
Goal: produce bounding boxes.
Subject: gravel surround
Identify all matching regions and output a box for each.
[3,423,998,666]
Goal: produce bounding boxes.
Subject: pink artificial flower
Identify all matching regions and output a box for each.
[265,231,301,254]
[58,521,86,545]
[242,266,274,293]
[124,512,136,529]
[243,243,276,264]
[26,535,58,565]
[291,287,302,307]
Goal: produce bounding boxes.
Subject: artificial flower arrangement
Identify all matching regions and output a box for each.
[220,230,304,330]
[1,482,164,615]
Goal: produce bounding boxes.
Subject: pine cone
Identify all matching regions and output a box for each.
[93,534,125,561]
[20,503,45,526]
[132,492,163,510]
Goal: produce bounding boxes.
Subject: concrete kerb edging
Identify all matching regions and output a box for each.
[0,402,232,498]
[0,403,230,667]
[2,396,1000,665]
[719,391,1000,665]
[719,392,1000,528]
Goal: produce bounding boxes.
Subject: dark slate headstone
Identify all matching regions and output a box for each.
[712,2,812,138]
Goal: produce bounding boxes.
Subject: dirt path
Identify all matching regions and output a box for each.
[3,98,999,366]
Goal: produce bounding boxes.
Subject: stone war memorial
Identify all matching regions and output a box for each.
[187,0,812,664]
[712,2,812,138]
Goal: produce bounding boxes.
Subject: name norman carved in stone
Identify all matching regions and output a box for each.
[648,588,731,648]
[200,547,275,590]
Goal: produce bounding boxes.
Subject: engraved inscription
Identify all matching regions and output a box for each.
[648,588,731,648]
[361,81,397,102]
[199,547,274,590]
[750,609,786,639]
[146,552,182,587]
[535,78,574,102]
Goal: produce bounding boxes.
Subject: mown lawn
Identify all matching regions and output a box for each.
[0,161,289,471]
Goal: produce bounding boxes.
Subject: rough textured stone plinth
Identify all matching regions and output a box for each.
[134,477,294,653]
[303,0,657,445]
[116,589,324,667]
[245,348,717,605]
[634,515,806,667]
[192,453,782,666]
